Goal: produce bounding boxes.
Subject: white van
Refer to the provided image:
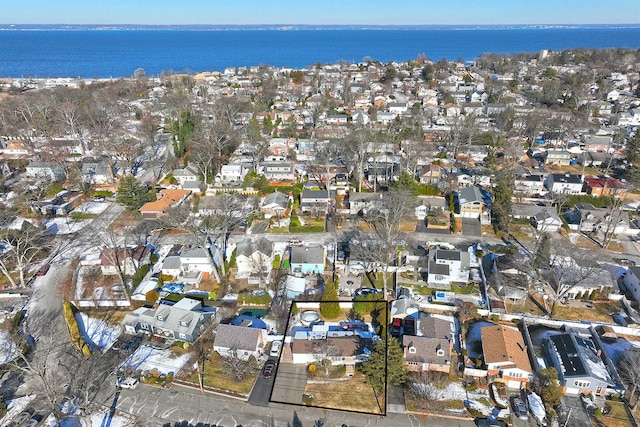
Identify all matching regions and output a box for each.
[270,340,282,357]
[118,377,139,389]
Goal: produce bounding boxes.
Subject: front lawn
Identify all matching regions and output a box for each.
[184,355,256,394]
[303,372,382,414]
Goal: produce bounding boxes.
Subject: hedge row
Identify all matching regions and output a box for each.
[290,226,325,233]
[63,301,92,357]
[132,264,151,288]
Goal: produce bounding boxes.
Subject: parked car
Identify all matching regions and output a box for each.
[262,360,276,379]
[270,340,282,357]
[391,318,402,337]
[511,397,528,420]
[36,263,50,276]
[116,376,139,389]
[475,418,506,427]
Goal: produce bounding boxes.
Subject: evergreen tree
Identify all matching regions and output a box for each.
[533,233,551,269]
[262,116,273,134]
[390,171,420,195]
[537,367,563,408]
[169,109,196,158]
[116,176,154,210]
[360,337,408,394]
[628,133,640,164]
[320,280,340,319]
[492,167,515,232]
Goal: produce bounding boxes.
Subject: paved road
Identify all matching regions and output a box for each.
[113,382,476,427]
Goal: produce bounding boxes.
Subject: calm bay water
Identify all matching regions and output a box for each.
[0,28,639,78]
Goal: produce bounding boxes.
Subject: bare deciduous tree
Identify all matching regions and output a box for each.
[0,220,51,287]
[348,190,414,297]
[310,339,339,377]
[618,348,640,407]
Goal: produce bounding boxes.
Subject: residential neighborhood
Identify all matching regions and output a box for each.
[2,46,640,427]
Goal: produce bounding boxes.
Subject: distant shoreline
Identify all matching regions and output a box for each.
[1,23,640,31]
[1,27,638,79]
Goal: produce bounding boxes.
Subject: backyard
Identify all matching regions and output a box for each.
[509,297,623,324]
[593,400,635,427]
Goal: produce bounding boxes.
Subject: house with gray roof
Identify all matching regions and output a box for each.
[426,249,470,289]
[262,160,295,181]
[348,192,383,215]
[261,191,289,218]
[300,189,331,214]
[172,165,199,187]
[81,160,115,185]
[511,204,562,233]
[122,297,217,343]
[546,173,585,195]
[290,246,325,274]
[25,161,66,182]
[402,315,454,373]
[159,246,216,285]
[456,185,491,224]
[235,236,274,285]
[213,323,268,361]
[546,332,623,396]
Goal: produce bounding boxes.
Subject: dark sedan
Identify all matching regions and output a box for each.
[262,360,276,379]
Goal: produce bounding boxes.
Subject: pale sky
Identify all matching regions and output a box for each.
[3,0,639,25]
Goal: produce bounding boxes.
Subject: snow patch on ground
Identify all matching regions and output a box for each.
[75,312,121,352]
[44,217,89,235]
[465,320,496,359]
[0,394,37,426]
[120,344,191,375]
[413,381,493,415]
[0,329,19,364]
[568,233,579,245]
[87,410,137,427]
[600,339,640,365]
[73,201,109,215]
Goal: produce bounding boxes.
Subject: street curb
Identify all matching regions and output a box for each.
[172,379,248,401]
[406,409,474,421]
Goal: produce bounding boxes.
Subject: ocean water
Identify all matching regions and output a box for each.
[0,28,639,78]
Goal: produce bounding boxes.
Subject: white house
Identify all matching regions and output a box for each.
[546,173,585,195]
[262,161,295,181]
[326,114,348,125]
[624,267,640,303]
[427,249,470,289]
[514,174,545,195]
[217,163,249,185]
[235,236,274,282]
[172,166,199,186]
[213,324,267,361]
[25,161,66,182]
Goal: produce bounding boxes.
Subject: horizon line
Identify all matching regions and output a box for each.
[2,23,640,28]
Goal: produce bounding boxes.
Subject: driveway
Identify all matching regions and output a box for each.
[462,218,482,237]
[270,363,307,405]
[248,357,278,407]
[561,395,593,427]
